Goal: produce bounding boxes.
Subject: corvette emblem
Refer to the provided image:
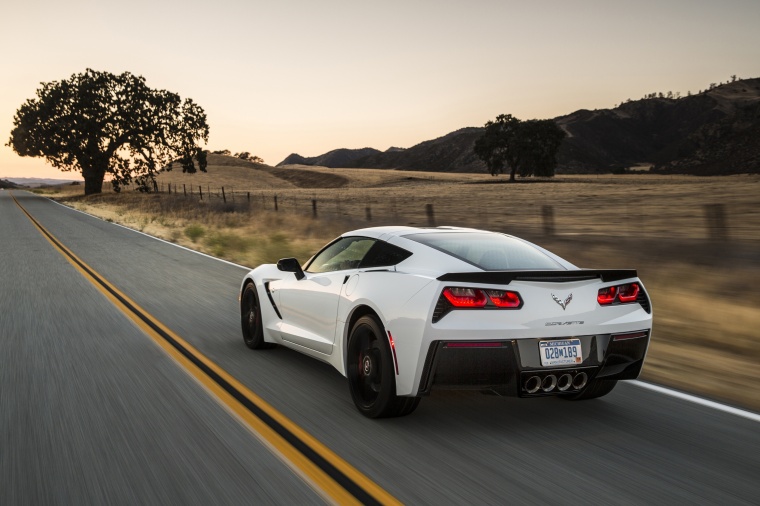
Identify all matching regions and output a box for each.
[552,293,573,310]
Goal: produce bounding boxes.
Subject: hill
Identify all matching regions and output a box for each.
[1,177,83,187]
[152,154,349,190]
[278,147,382,168]
[277,78,760,175]
[0,179,21,189]
[556,78,760,174]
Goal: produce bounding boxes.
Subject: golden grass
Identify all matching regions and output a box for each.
[50,163,760,412]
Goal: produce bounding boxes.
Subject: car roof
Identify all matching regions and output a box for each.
[344,226,488,241]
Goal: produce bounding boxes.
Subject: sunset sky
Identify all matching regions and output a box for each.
[1,0,759,179]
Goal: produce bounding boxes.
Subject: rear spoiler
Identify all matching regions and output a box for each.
[437,269,638,284]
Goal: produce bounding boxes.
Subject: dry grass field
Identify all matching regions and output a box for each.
[46,156,760,411]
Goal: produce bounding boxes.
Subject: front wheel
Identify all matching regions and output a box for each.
[560,379,617,400]
[241,283,274,350]
[346,315,420,418]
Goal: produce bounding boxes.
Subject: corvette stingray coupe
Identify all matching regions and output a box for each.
[239,226,652,418]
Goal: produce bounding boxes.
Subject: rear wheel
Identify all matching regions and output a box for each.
[560,379,617,400]
[241,283,274,350]
[347,315,420,418]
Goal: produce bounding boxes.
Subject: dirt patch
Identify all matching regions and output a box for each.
[264,167,349,188]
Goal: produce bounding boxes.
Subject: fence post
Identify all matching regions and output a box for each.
[199,186,203,201]
[704,204,727,240]
[154,180,159,193]
[222,186,226,203]
[312,199,317,217]
[183,184,187,197]
[426,203,435,227]
[542,205,555,236]
[365,206,372,221]
[274,195,278,211]
[247,192,250,203]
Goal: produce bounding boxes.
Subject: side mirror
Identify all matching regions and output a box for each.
[277,258,305,280]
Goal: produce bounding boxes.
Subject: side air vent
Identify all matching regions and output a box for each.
[637,287,651,314]
[432,294,450,323]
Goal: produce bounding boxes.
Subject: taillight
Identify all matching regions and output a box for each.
[598,282,642,306]
[597,286,617,305]
[486,289,522,308]
[434,286,524,323]
[617,283,640,303]
[442,287,487,307]
[440,287,523,310]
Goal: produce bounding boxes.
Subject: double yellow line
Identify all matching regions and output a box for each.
[11,192,400,506]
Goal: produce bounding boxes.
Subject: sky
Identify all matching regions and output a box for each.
[1,0,759,179]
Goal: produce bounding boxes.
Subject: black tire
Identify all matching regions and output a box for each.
[347,315,421,418]
[560,379,617,400]
[241,283,274,350]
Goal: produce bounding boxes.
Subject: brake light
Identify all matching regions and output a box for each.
[597,286,617,305]
[598,282,642,305]
[617,283,640,303]
[486,289,522,308]
[442,287,487,307]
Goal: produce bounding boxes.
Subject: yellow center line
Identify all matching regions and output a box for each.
[11,191,401,506]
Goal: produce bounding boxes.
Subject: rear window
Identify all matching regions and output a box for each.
[405,232,562,271]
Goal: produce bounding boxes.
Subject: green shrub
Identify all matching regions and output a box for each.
[205,232,252,257]
[184,224,205,242]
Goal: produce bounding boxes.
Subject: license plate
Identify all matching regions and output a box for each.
[539,339,582,366]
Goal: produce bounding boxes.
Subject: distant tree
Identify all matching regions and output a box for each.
[7,69,209,194]
[473,114,566,181]
[212,149,231,155]
[235,151,264,164]
[730,74,737,82]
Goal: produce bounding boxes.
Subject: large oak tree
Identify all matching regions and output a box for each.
[474,114,566,181]
[7,69,209,194]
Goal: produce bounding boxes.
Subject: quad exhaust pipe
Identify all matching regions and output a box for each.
[523,372,589,394]
[572,372,588,390]
[557,374,573,392]
[525,375,542,394]
[541,375,557,392]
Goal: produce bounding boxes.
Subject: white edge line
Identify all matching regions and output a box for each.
[632,380,760,423]
[34,193,760,425]
[44,193,251,271]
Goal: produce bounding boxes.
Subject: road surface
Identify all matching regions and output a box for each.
[2,190,758,505]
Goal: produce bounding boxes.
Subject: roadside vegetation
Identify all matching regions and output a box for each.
[58,190,343,267]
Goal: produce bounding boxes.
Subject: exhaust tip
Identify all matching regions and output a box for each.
[525,375,542,394]
[541,375,557,393]
[557,373,573,392]
[572,372,588,390]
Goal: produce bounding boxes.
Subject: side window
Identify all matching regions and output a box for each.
[359,241,413,268]
[305,237,376,273]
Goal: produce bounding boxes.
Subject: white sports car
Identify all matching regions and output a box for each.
[239,226,652,418]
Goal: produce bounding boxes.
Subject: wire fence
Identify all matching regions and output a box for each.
[126,180,760,243]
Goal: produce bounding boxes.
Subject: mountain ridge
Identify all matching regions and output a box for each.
[277,78,760,175]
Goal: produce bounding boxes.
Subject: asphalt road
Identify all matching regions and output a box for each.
[2,190,759,505]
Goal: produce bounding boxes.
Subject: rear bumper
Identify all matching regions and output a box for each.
[417,330,650,396]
